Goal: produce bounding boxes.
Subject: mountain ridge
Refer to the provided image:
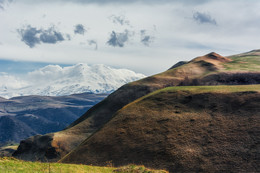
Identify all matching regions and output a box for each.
[0,93,107,145]
[13,50,260,172]
[0,63,146,99]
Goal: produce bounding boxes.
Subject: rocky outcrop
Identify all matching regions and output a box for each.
[13,134,59,161]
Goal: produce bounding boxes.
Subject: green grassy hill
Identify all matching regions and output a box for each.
[0,157,167,173]
[225,49,260,71]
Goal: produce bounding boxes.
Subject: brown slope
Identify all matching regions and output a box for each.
[61,86,260,173]
[13,51,260,162]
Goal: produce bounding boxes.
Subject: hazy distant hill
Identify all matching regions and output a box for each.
[0,93,107,144]
[14,50,260,172]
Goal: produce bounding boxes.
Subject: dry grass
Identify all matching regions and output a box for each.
[60,85,260,172]
[113,165,168,173]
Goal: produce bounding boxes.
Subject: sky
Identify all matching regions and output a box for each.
[1,0,260,75]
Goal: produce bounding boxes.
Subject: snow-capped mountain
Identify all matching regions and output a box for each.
[0,63,146,98]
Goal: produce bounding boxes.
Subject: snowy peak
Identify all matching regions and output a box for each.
[0,63,146,98]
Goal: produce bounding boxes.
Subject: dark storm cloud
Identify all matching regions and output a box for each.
[74,24,86,35]
[107,30,132,47]
[193,12,217,25]
[88,40,98,50]
[17,25,68,48]
[109,15,130,26]
[39,26,65,43]
[17,25,41,48]
[140,30,154,46]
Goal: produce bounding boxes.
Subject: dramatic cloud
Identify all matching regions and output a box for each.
[17,25,67,48]
[107,30,133,47]
[74,24,86,35]
[193,12,217,25]
[1,0,260,76]
[88,40,98,50]
[140,30,154,46]
[17,25,41,48]
[15,0,209,5]
[0,0,4,10]
[109,14,130,26]
[39,27,65,44]
[70,0,205,4]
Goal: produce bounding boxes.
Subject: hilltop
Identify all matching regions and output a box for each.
[61,85,260,172]
[13,50,260,172]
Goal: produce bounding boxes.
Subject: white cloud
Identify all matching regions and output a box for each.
[9,0,209,5]
[0,0,260,75]
[0,72,29,95]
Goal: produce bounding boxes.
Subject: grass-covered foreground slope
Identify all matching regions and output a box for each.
[0,157,167,173]
[151,84,260,95]
[61,85,260,172]
[14,50,260,164]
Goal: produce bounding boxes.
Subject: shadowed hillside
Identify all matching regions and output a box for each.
[13,50,260,168]
[60,85,260,172]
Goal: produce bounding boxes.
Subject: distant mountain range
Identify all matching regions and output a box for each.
[0,63,146,98]
[0,93,108,144]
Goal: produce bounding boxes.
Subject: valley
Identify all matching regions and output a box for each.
[0,93,108,146]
